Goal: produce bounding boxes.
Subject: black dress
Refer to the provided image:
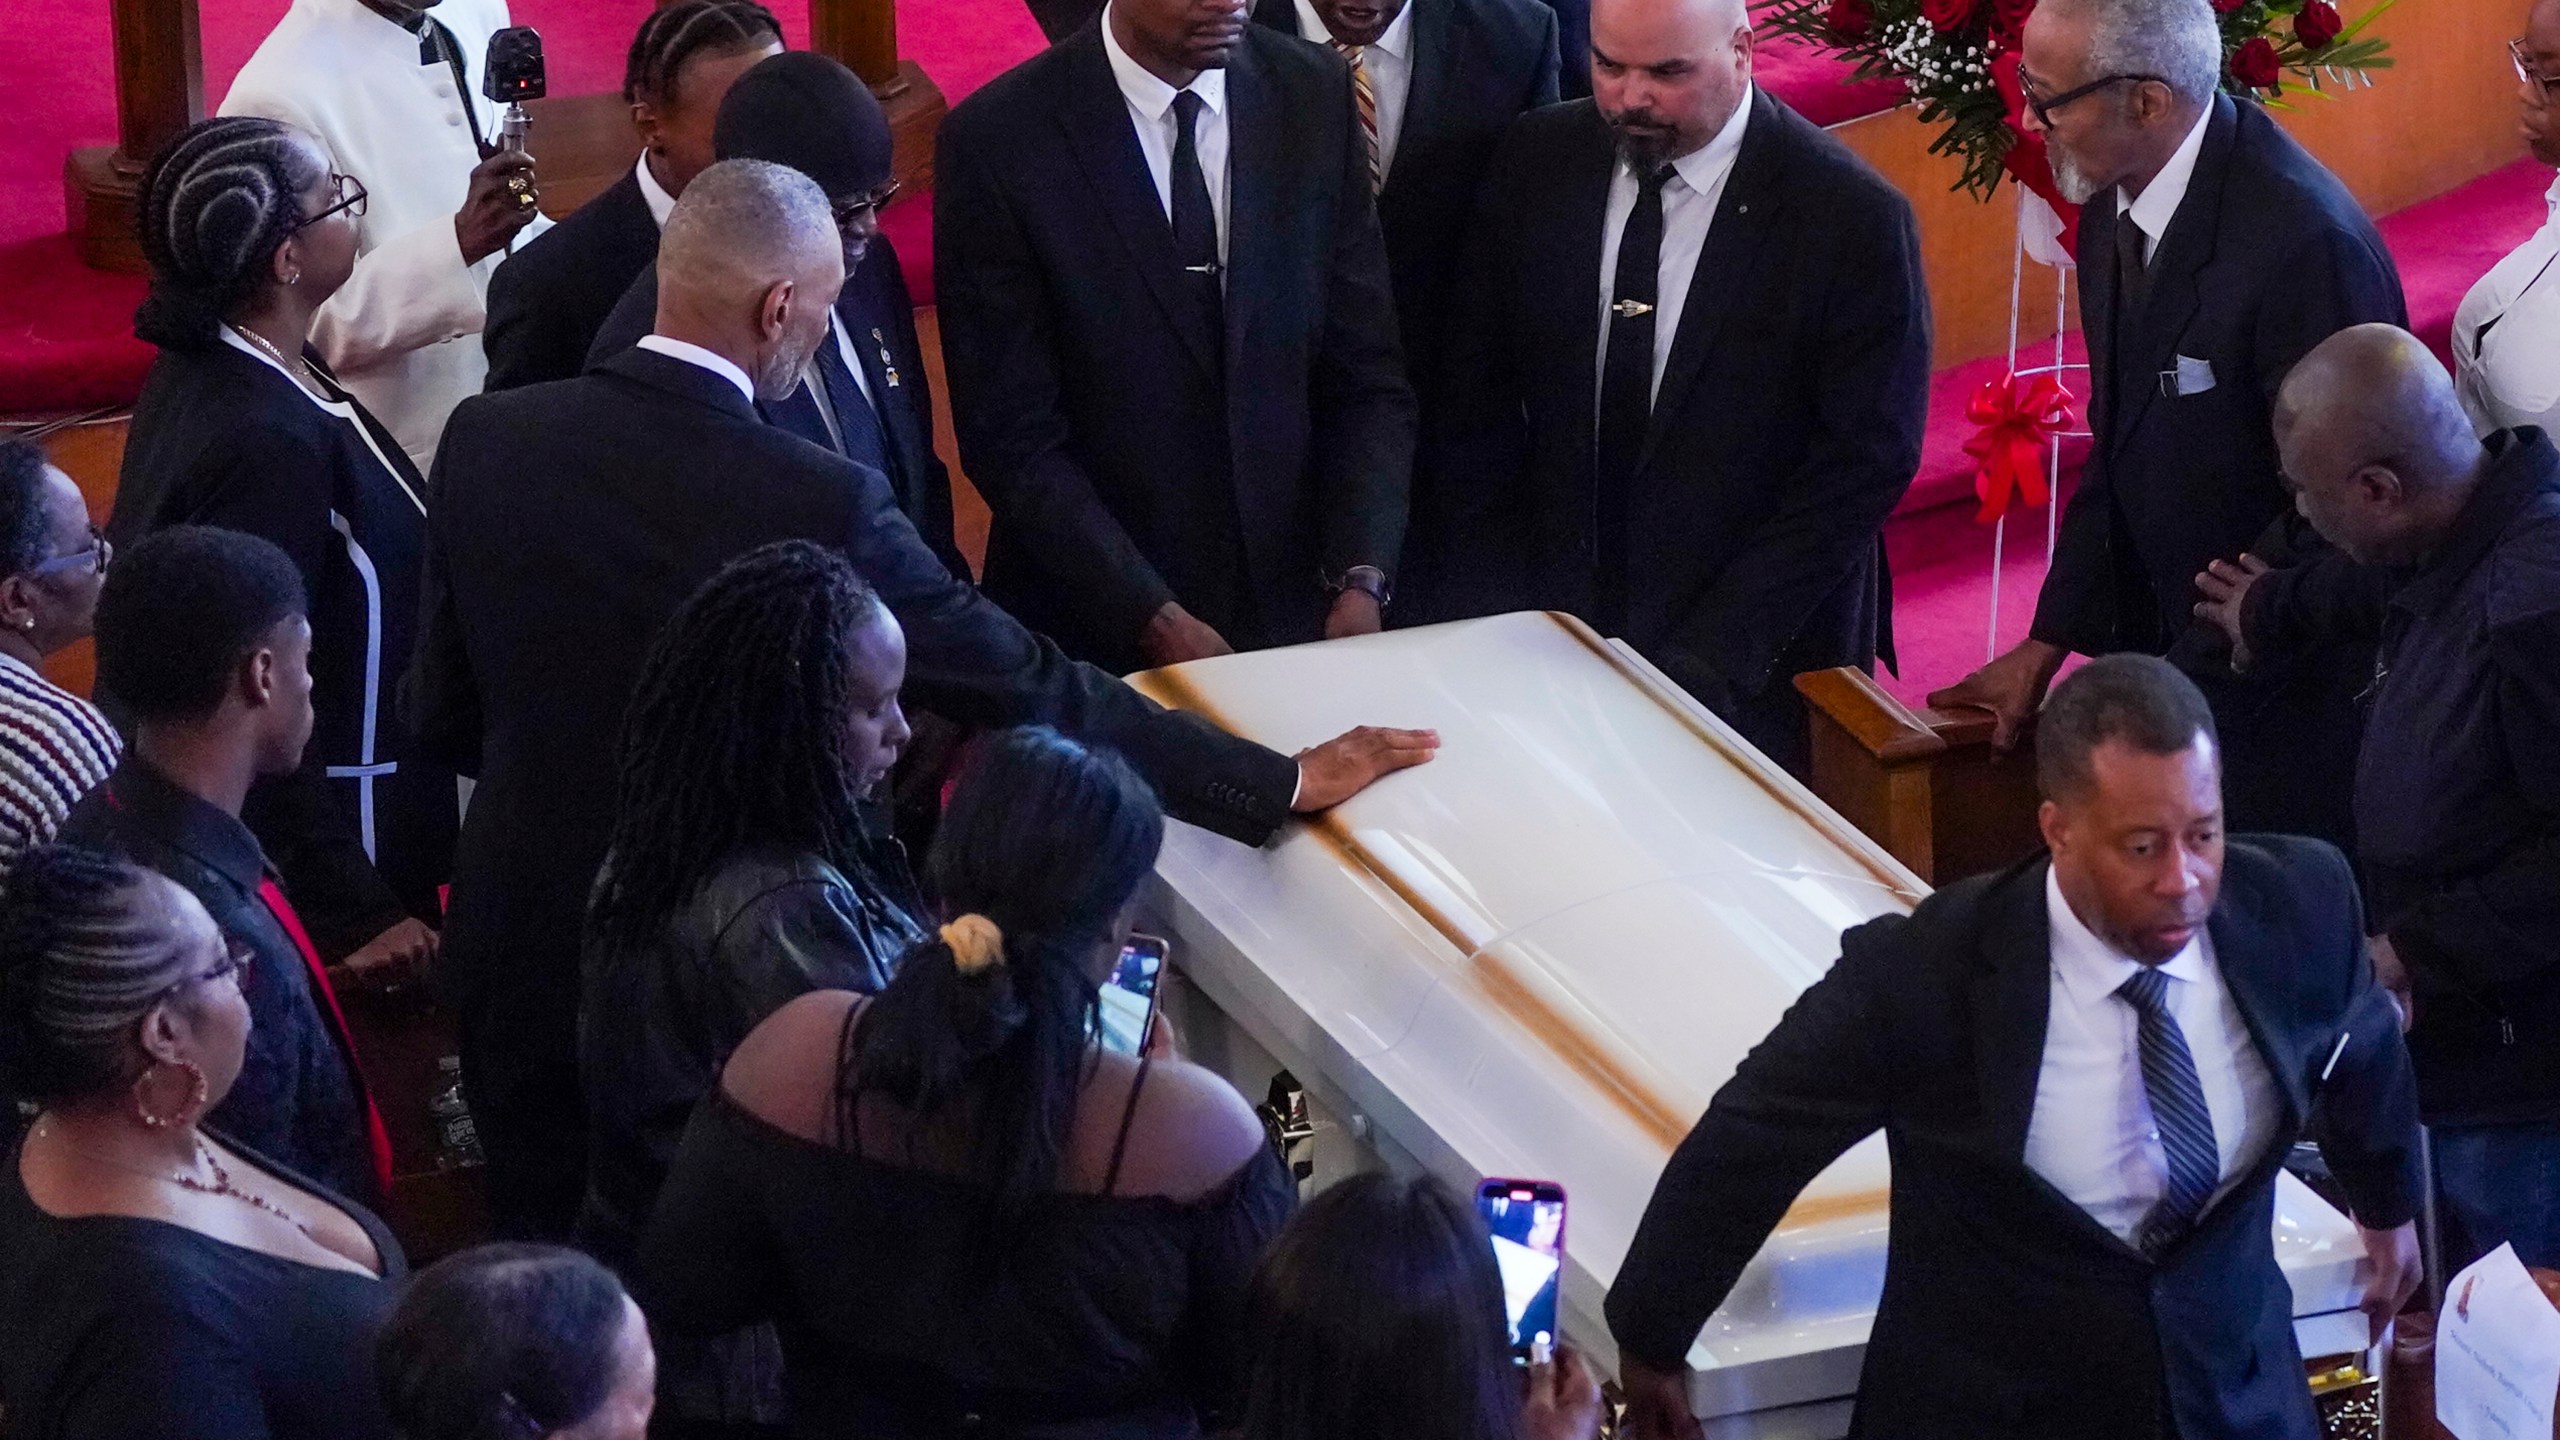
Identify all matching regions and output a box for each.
[116,332,459,958]
[638,1076,1297,1439]
[0,1133,408,1440]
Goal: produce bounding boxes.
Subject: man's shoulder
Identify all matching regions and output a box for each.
[1752,93,1910,220]
[1243,20,1347,90]
[946,35,1083,139]
[2219,834,2357,934]
[497,176,649,284]
[1444,0,1560,53]
[2222,99,2374,236]
[1491,97,1602,167]
[2482,472,2560,631]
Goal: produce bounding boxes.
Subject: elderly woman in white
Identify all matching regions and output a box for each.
[219,0,550,471]
[2453,7,2560,438]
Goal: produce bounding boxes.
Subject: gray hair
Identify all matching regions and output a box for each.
[2074,0,2225,106]
[657,157,838,310]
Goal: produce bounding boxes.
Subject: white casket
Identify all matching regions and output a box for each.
[1128,612,2372,1439]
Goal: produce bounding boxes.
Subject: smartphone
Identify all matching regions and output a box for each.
[1476,1177,1568,1361]
[1096,933,1168,1057]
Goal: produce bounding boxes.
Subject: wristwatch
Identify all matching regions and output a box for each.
[1324,564,1393,610]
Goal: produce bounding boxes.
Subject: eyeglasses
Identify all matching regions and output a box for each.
[156,932,256,1006]
[289,172,369,233]
[2512,38,2560,95]
[832,179,903,231]
[2016,69,2168,128]
[24,524,110,579]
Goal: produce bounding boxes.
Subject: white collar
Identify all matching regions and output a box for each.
[2544,171,2560,223]
[635,335,757,404]
[2044,863,2208,1010]
[2121,101,2214,248]
[635,153,679,230]
[1101,2,1228,122]
[1629,85,1753,194]
[1292,0,1415,58]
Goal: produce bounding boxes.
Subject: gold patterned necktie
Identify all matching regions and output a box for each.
[1330,39,1383,194]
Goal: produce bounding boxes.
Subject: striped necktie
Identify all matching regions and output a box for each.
[1330,39,1383,194]
[2117,965,2222,1258]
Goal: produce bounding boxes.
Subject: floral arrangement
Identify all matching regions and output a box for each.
[1759,0,2396,203]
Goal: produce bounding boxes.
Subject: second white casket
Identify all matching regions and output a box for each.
[1127,612,2372,1439]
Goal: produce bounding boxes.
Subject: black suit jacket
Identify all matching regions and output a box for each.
[1606,839,2422,1440]
[587,234,966,575]
[2031,96,2404,848]
[935,22,1417,670]
[1251,0,1558,394]
[482,167,662,393]
[1434,90,1928,765]
[407,348,1297,1014]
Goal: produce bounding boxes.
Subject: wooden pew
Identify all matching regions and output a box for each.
[1795,666,2043,888]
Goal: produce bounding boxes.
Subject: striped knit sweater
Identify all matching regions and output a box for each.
[0,653,120,879]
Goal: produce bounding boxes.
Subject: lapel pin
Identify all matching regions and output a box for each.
[870,328,902,388]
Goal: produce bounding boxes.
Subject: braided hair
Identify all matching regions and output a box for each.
[589,540,891,959]
[133,116,326,352]
[0,846,195,1106]
[623,0,784,104]
[0,439,58,577]
[841,727,1165,1236]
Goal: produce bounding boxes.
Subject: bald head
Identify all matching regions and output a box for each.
[2274,324,2487,566]
[655,158,844,402]
[1590,0,1752,168]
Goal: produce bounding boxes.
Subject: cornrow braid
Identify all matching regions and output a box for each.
[0,440,56,577]
[133,115,326,352]
[623,0,784,105]
[0,845,188,1105]
[588,540,888,959]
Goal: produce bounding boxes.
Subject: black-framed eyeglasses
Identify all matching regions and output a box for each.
[2513,37,2560,95]
[24,524,109,579]
[2017,69,2168,127]
[157,932,256,1006]
[833,179,902,231]
[289,172,369,233]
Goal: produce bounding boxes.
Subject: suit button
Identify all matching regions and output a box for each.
[448,114,464,126]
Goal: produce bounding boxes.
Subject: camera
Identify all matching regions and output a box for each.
[482,27,546,105]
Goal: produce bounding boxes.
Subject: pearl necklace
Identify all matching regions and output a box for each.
[230,325,330,403]
[32,1120,318,1243]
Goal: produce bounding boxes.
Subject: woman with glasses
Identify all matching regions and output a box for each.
[115,115,455,986]
[0,440,120,879]
[0,843,406,1440]
[2453,10,2560,438]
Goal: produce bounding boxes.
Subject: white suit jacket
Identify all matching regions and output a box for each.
[220,0,551,470]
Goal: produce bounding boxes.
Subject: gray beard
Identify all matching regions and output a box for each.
[2051,147,2102,206]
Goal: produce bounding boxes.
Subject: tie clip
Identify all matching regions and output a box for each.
[1184,262,1224,276]
[1611,299,1655,319]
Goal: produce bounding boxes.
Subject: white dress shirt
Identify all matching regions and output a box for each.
[2023,867,2283,1244]
[1595,89,1753,407]
[2118,101,2214,265]
[637,335,757,405]
[1101,3,1231,264]
[1293,0,1416,181]
[2453,172,2560,438]
[220,0,551,472]
[636,152,680,230]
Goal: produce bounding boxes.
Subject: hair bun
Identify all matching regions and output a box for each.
[939,914,1006,976]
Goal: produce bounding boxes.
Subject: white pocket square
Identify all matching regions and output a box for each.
[2162,354,2217,397]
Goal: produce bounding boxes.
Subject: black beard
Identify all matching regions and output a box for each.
[1606,117,1678,172]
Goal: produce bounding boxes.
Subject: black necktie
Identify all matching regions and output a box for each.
[813,320,893,481]
[1594,163,1671,633]
[2115,214,2151,318]
[1169,90,1225,347]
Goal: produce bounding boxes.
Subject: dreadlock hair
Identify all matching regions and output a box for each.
[0,440,58,577]
[840,727,1165,1237]
[623,0,784,104]
[589,540,891,959]
[133,116,326,352]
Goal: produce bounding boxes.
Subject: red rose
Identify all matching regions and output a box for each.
[2293,0,2343,49]
[1921,0,1980,34]
[2229,35,2282,89]
[1990,0,2035,47]
[2211,0,2246,12]
[1826,0,1875,42]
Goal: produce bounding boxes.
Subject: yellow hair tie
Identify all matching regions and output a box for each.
[941,914,1006,976]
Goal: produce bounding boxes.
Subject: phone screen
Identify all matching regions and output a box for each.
[1476,1178,1567,1359]
[1096,934,1167,1057]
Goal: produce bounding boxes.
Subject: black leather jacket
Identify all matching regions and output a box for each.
[578,841,929,1264]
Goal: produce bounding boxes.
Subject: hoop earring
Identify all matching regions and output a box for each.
[132,1059,209,1130]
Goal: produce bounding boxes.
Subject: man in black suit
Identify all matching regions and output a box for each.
[1609,655,2423,1440]
[480,0,783,392]
[935,0,1417,673]
[1250,0,1558,406]
[1428,0,1927,769]
[412,159,1436,1236]
[590,51,966,573]
[1930,0,2405,852]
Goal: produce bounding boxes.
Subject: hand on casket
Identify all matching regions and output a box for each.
[1291,726,1439,812]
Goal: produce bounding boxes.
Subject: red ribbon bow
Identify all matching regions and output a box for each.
[1963,372,2075,523]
